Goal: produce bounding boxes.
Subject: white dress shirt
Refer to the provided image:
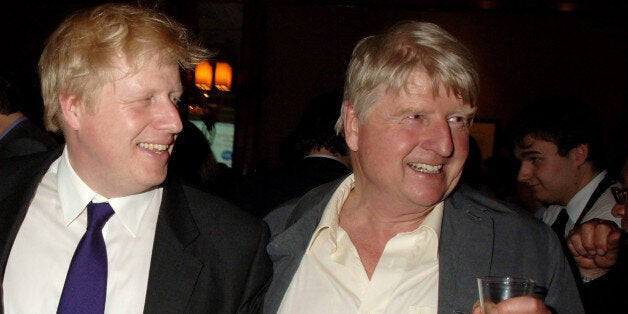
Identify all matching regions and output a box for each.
[3,146,161,313]
[543,171,622,237]
[278,175,442,314]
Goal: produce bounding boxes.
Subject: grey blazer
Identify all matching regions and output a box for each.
[263,178,584,314]
[0,148,272,313]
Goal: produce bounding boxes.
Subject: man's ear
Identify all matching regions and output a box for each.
[570,143,589,166]
[343,100,359,152]
[59,94,82,130]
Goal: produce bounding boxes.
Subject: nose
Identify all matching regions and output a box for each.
[517,162,533,183]
[156,100,183,134]
[612,203,625,219]
[421,119,454,157]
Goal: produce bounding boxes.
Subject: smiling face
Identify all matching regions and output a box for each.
[61,53,184,198]
[344,70,475,212]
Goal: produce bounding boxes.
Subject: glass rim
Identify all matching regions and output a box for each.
[477,276,535,284]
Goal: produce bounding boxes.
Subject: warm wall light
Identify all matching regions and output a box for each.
[195,61,213,91]
[214,62,232,92]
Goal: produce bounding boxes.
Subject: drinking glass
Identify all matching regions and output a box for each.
[477,276,535,314]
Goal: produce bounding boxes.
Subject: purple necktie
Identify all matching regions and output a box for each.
[57,202,114,314]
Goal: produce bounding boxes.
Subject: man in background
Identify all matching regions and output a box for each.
[512,95,622,312]
[235,91,351,218]
[0,73,57,158]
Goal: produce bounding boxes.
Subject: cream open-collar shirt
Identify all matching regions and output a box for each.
[278,174,443,314]
[3,146,161,313]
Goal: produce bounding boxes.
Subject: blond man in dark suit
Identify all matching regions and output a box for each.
[0,4,271,313]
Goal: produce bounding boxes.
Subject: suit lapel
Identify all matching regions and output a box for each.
[143,179,203,313]
[264,182,335,314]
[0,149,62,271]
[0,184,37,275]
[438,186,495,313]
[0,148,62,312]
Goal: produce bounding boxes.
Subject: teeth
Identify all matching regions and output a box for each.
[138,143,169,153]
[408,162,442,173]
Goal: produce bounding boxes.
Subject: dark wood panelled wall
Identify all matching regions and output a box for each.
[1,0,625,175]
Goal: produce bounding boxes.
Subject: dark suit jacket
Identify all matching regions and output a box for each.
[0,118,58,159]
[263,179,584,314]
[0,147,273,313]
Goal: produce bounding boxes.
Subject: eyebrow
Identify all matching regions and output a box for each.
[517,150,542,159]
[453,106,477,117]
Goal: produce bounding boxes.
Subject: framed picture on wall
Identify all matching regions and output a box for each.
[469,119,498,162]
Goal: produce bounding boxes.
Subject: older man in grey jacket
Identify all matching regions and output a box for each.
[263,21,582,314]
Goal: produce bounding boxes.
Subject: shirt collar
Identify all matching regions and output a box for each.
[57,145,159,236]
[308,174,354,249]
[420,201,443,237]
[564,170,607,220]
[308,174,444,250]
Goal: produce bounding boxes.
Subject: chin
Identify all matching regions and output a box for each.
[409,188,448,206]
[140,170,168,187]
